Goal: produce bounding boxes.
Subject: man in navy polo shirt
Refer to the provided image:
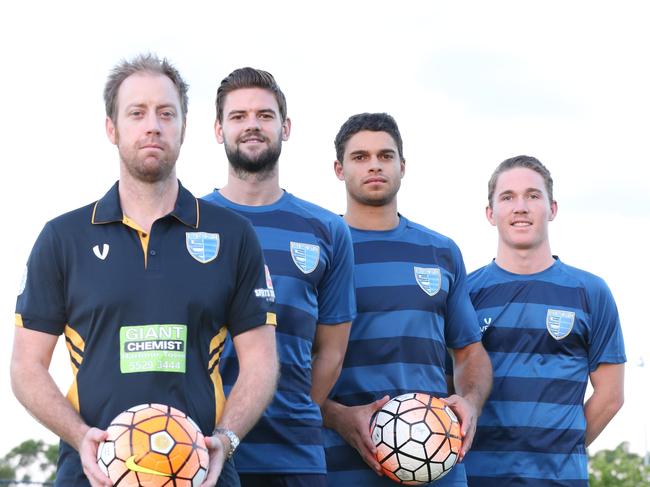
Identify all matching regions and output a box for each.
[11,54,278,487]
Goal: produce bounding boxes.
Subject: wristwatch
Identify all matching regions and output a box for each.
[213,427,240,459]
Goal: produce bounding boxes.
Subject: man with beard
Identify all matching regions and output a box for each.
[12,54,278,487]
[322,113,492,487]
[203,67,356,487]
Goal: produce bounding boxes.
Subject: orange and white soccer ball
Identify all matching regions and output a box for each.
[369,393,461,485]
[97,403,209,486]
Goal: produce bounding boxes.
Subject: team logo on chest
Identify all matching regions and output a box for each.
[186,232,220,264]
[290,241,320,274]
[414,267,442,296]
[546,308,575,340]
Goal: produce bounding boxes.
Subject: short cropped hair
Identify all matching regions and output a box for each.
[488,155,554,207]
[334,113,404,162]
[104,53,189,124]
[215,67,287,122]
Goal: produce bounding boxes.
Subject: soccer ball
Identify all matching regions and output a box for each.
[97,403,209,486]
[369,393,461,485]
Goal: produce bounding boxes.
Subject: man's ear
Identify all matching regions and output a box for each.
[549,200,558,221]
[106,117,117,145]
[215,119,224,144]
[282,117,291,141]
[334,160,345,181]
[486,205,496,226]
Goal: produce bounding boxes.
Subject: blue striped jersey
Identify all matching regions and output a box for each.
[464,258,626,487]
[324,216,481,487]
[203,190,356,474]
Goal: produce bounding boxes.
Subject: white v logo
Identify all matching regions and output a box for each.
[93,244,110,260]
[483,317,492,325]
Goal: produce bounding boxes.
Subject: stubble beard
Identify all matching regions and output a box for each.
[225,136,282,182]
[349,180,401,207]
[120,148,177,183]
[116,132,179,184]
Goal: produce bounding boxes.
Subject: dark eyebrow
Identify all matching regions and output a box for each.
[348,150,369,157]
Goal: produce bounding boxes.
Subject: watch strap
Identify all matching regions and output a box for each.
[213,427,240,459]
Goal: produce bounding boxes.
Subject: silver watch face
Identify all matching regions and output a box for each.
[214,428,240,457]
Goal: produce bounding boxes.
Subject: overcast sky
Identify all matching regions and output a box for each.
[1,0,649,463]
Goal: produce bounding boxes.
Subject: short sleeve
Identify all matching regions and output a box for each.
[444,241,482,349]
[15,222,67,335]
[316,218,356,325]
[587,277,626,371]
[226,220,274,336]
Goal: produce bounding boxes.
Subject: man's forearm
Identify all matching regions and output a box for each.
[584,394,622,446]
[11,360,89,450]
[321,398,345,431]
[218,325,279,438]
[311,322,351,406]
[218,362,278,437]
[453,343,493,411]
[311,355,343,407]
[584,363,625,446]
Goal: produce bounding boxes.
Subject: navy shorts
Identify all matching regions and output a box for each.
[216,458,241,487]
[239,473,327,487]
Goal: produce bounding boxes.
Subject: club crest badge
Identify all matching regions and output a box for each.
[546,308,575,340]
[414,267,442,296]
[186,232,220,264]
[290,242,320,274]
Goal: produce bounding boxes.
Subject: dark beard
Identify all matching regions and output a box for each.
[226,141,282,178]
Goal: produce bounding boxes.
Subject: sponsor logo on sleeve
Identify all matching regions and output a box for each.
[254,265,276,302]
[480,317,492,334]
[186,232,220,264]
[546,309,575,340]
[414,267,442,296]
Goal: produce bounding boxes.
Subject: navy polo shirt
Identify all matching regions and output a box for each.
[16,181,275,437]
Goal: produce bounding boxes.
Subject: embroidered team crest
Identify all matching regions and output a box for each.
[414,267,442,296]
[290,242,320,274]
[186,232,220,264]
[546,308,575,340]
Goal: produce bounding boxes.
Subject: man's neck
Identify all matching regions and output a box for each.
[494,242,556,275]
[344,198,400,231]
[118,174,179,234]
[219,166,283,206]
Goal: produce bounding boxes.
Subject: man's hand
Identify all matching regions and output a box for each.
[79,427,112,487]
[325,396,390,475]
[441,394,478,461]
[200,434,227,487]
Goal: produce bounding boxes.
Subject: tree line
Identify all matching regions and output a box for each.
[0,439,648,486]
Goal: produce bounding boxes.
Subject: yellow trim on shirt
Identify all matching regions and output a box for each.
[209,326,229,425]
[122,216,150,267]
[63,325,84,412]
[267,312,277,326]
